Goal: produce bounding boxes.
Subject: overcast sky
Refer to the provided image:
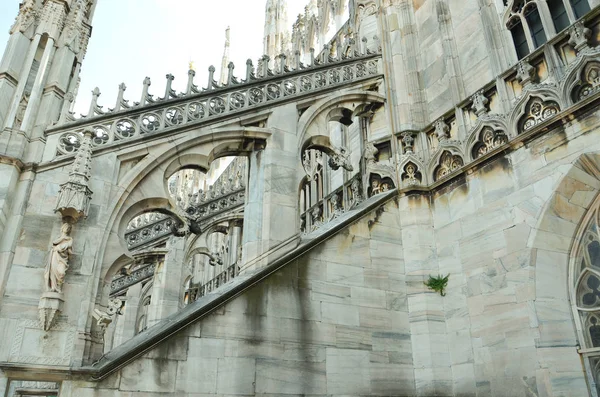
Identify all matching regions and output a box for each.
[0,0,308,115]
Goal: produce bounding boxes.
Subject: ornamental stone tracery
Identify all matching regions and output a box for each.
[518,97,560,133]
[434,151,464,181]
[471,127,508,159]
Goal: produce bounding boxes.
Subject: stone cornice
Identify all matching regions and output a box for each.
[0,71,19,86]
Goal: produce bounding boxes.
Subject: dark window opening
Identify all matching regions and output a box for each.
[571,0,591,19]
[548,0,571,32]
[525,5,547,48]
[510,19,530,59]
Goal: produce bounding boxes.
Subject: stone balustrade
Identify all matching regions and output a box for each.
[109,263,156,297]
[184,262,239,304]
[45,50,382,160]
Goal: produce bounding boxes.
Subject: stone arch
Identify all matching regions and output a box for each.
[297,89,385,147]
[464,117,509,161]
[528,151,600,396]
[562,57,600,106]
[82,127,271,347]
[468,126,509,161]
[509,90,561,134]
[117,197,180,252]
[429,147,465,182]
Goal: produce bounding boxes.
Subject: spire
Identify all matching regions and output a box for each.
[55,128,94,221]
[219,27,231,86]
[263,0,290,63]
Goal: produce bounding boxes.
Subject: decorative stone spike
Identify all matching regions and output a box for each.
[55,128,94,221]
[245,59,254,81]
[261,56,270,78]
[140,77,152,106]
[568,21,591,53]
[87,87,101,117]
[470,90,489,117]
[58,92,75,124]
[516,60,537,87]
[323,45,331,64]
[227,62,235,85]
[162,74,176,100]
[337,42,343,61]
[294,50,301,70]
[186,68,196,95]
[113,83,127,111]
[362,37,368,56]
[310,48,315,67]
[207,65,216,90]
[278,54,286,74]
[434,118,450,143]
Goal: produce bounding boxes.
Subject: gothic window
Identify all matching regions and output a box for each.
[572,202,600,395]
[547,0,570,32]
[525,4,547,47]
[509,18,530,59]
[570,0,591,18]
[505,0,592,60]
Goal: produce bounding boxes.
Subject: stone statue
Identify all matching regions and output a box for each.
[44,223,73,293]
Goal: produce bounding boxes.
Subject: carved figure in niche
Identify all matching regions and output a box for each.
[311,206,323,231]
[330,193,344,219]
[368,174,395,197]
[351,178,364,206]
[402,162,422,186]
[44,223,73,293]
[364,142,378,165]
[370,178,381,196]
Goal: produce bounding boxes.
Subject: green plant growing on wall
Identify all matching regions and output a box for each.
[424,274,449,296]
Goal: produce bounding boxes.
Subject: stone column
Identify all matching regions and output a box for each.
[241,104,300,272]
[146,242,183,327]
[2,34,41,132]
[112,283,142,348]
[20,37,55,133]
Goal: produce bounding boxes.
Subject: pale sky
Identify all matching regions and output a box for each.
[0,0,309,115]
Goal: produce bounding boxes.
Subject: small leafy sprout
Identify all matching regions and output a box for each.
[424,274,449,296]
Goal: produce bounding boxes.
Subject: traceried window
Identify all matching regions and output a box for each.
[505,0,592,60]
[573,201,600,394]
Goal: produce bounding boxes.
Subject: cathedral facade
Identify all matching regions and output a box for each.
[1,0,600,396]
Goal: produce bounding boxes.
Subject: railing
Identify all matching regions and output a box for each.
[45,49,383,159]
[301,174,364,233]
[184,263,239,303]
[125,216,175,251]
[110,263,156,297]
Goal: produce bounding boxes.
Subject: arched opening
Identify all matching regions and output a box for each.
[547,0,570,32]
[508,17,530,60]
[524,4,547,48]
[571,196,600,395]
